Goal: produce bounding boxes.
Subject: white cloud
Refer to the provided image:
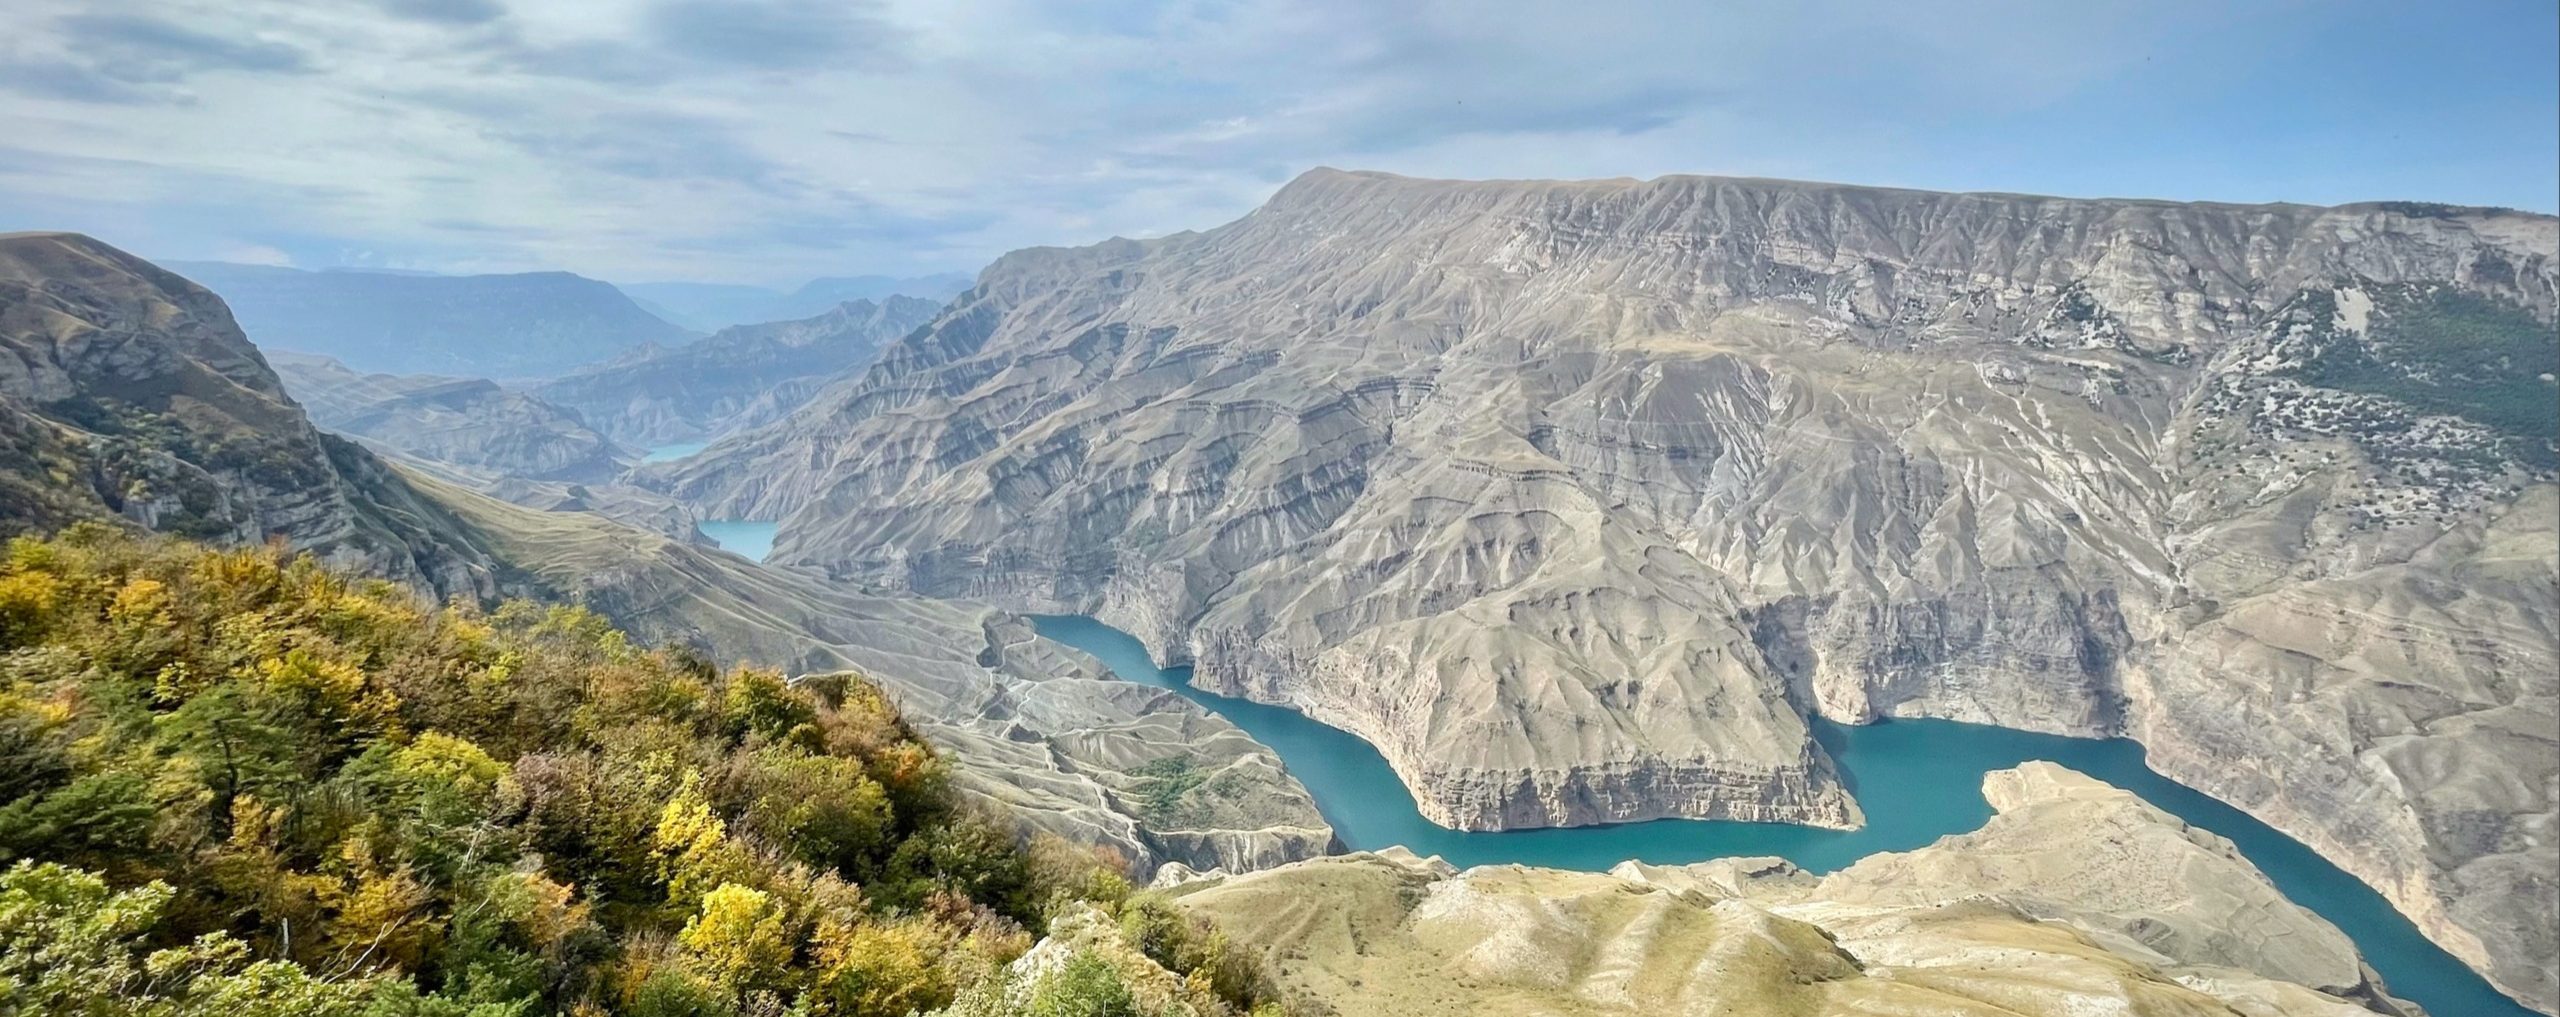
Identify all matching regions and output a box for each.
[0,0,2547,285]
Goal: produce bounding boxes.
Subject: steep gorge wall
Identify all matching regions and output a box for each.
[642,171,2559,1012]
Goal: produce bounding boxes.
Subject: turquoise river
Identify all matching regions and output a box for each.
[1029,613,2535,1017]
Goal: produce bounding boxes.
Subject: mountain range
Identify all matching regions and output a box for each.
[269,351,636,483]
[621,273,971,332]
[163,261,697,379]
[533,294,942,447]
[642,168,2560,1012]
[6,172,2554,1014]
[0,231,1328,879]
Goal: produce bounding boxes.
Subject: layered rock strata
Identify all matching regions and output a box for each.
[643,170,2558,1009]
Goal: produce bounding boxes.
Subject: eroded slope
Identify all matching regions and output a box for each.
[643,171,2558,1009]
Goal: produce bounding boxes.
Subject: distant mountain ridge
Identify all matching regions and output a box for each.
[535,295,941,446]
[620,273,970,331]
[269,351,635,483]
[164,260,695,379]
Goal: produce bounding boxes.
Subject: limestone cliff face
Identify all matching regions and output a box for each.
[536,295,940,446]
[645,171,2558,1010]
[272,352,635,483]
[1168,765,2406,1017]
[0,232,504,600]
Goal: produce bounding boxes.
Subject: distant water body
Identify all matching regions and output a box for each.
[696,520,778,561]
[642,444,777,560]
[642,441,707,463]
[1031,613,2534,1017]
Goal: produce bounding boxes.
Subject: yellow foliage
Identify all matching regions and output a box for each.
[678,883,791,989]
[247,647,401,728]
[109,576,170,623]
[151,662,204,704]
[487,869,592,950]
[652,772,734,906]
[252,647,366,700]
[0,568,62,644]
[0,528,1209,1015]
[812,917,956,1016]
[394,731,506,794]
[190,546,282,601]
[0,686,76,728]
[321,845,436,971]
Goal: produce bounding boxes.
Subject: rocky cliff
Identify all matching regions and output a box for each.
[643,170,2558,1010]
[1167,764,2409,1017]
[536,295,940,446]
[0,232,505,600]
[272,352,635,483]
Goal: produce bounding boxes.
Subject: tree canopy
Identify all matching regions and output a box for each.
[0,526,1279,1016]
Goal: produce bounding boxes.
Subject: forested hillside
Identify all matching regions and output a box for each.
[0,526,1279,1016]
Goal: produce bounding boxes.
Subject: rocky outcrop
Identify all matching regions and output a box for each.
[643,170,2558,1010]
[1799,762,2388,1005]
[411,470,1331,876]
[0,231,505,600]
[272,352,635,483]
[535,296,940,446]
[1169,766,2408,1015]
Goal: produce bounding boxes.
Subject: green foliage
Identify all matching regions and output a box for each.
[1129,757,1210,823]
[0,528,1183,1015]
[1127,756,1249,829]
[2293,285,2560,468]
[1117,895,1280,1014]
[1027,953,1142,1017]
[0,860,473,1017]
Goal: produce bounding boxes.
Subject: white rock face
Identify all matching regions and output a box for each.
[645,170,2558,1011]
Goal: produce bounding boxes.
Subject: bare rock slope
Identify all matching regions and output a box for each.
[273,351,636,482]
[0,232,506,600]
[646,170,2559,1010]
[1170,764,2407,1017]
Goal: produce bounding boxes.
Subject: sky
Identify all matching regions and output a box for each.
[0,0,2552,286]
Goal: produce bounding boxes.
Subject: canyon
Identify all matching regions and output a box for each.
[644,169,2560,1011]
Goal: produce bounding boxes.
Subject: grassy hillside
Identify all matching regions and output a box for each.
[0,526,1279,1016]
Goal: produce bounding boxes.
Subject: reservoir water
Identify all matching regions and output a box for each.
[642,441,708,463]
[697,520,778,561]
[1031,613,2535,1017]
